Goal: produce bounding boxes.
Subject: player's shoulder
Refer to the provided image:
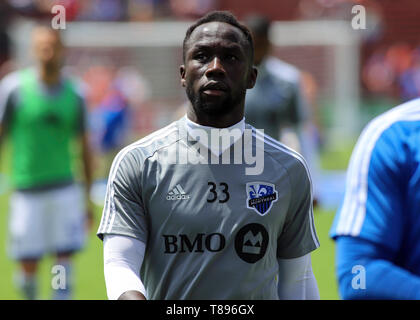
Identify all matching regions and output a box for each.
[250,125,310,179]
[60,67,87,99]
[355,98,420,155]
[111,120,181,170]
[0,69,22,95]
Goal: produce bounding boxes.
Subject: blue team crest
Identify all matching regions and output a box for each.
[246,182,278,216]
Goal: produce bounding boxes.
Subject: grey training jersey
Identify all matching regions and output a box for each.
[97,117,319,300]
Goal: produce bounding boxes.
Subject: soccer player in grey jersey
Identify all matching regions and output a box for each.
[97,11,320,300]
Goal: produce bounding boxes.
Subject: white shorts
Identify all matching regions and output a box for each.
[8,183,86,260]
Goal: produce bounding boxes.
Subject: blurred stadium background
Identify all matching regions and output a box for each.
[1,0,420,300]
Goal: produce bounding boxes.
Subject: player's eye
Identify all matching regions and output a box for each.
[227,54,238,61]
[194,52,209,62]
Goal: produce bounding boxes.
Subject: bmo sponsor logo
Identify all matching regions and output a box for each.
[163,233,225,253]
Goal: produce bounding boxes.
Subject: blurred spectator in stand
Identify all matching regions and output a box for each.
[169,0,218,19]
[77,0,128,21]
[114,66,151,112]
[363,43,420,102]
[82,65,133,178]
[385,43,413,100]
[127,0,171,21]
[6,0,80,20]
[127,0,156,21]
[362,47,396,98]
[399,47,420,101]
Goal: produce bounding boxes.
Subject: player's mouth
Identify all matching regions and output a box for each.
[200,81,229,97]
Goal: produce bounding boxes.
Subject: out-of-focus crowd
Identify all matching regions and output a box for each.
[2,0,219,21]
[363,44,420,102]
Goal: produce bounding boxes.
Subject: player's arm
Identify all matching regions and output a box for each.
[80,131,94,225]
[0,73,17,150]
[97,147,149,299]
[103,234,147,300]
[277,253,319,299]
[336,236,420,299]
[331,122,420,299]
[78,125,93,193]
[276,153,320,299]
[75,95,94,228]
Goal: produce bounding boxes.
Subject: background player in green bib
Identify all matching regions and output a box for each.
[98,11,320,300]
[0,26,94,299]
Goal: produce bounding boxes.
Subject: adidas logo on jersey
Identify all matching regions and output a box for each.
[166,184,190,200]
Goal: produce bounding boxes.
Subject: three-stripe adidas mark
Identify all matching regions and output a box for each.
[166,184,190,200]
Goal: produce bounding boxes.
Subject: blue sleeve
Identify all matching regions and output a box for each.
[336,236,420,299]
[330,119,420,299]
[330,123,407,254]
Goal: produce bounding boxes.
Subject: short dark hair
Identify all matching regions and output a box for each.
[182,11,254,63]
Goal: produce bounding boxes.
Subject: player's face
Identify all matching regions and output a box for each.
[32,28,63,69]
[181,22,256,120]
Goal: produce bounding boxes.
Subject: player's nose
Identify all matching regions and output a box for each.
[205,57,226,78]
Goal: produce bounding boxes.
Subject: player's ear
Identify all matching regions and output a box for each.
[180,65,186,87]
[246,66,258,89]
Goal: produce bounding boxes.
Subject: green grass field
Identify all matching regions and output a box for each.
[0,195,339,300]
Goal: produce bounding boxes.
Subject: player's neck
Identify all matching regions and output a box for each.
[186,115,244,131]
[38,65,61,85]
[187,107,244,128]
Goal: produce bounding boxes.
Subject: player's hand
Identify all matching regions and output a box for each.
[118,290,147,300]
[85,202,95,232]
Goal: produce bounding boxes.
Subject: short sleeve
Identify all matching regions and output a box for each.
[330,124,405,254]
[277,159,319,258]
[0,72,19,129]
[97,149,148,243]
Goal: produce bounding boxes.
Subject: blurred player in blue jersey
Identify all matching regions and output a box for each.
[330,98,420,299]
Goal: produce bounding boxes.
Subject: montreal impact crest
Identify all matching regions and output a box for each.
[246,182,278,216]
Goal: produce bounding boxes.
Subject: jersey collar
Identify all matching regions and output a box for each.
[185,116,245,156]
